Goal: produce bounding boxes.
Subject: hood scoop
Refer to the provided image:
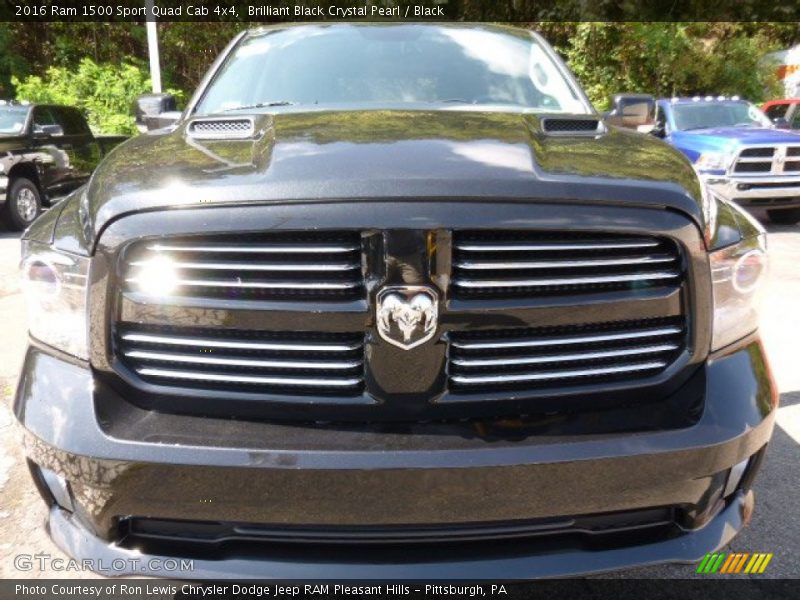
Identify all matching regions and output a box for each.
[187,117,256,140]
[539,116,605,136]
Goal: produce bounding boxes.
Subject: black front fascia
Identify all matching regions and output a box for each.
[90,199,711,422]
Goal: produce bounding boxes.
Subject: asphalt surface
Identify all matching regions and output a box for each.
[0,214,798,581]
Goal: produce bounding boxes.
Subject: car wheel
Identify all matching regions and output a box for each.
[3,177,42,231]
[767,208,800,225]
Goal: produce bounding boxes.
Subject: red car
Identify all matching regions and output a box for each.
[762,98,800,129]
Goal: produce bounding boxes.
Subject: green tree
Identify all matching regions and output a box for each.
[13,58,183,135]
[563,23,785,111]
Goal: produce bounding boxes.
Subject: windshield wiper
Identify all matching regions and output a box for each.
[219,101,297,113]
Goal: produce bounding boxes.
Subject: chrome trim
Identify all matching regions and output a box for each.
[125,350,361,370]
[121,332,362,352]
[455,255,675,270]
[452,271,680,288]
[736,156,775,163]
[705,175,800,202]
[729,143,800,176]
[146,243,359,253]
[450,326,683,350]
[137,368,362,387]
[455,240,660,252]
[450,361,668,385]
[129,260,359,272]
[126,277,359,290]
[451,343,679,367]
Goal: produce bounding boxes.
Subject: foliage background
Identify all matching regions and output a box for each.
[0,22,795,133]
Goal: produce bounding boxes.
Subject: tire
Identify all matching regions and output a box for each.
[3,177,42,231]
[767,207,800,225]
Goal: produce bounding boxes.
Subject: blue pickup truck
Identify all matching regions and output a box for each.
[651,97,800,224]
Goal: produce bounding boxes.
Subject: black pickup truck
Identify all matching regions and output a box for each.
[0,102,126,229]
[15,24,776,579]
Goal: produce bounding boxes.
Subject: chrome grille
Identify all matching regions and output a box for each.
[732,145,800,175]
[123,231,364,301]
[116,325,365,396]
[448,318,685,392]
[451,231,682,298]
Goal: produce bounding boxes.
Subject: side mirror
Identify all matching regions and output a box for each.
[651,123,666,138]
[772,117,790,129]
[33,124,64,138]
[134,93,179,132]
[606,94,656,130]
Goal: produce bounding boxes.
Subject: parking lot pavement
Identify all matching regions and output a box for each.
[0,218,798,580]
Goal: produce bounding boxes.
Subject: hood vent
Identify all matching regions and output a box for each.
[540,116,605,136]
[187,117,255,140]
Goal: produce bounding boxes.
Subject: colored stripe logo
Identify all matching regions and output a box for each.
[696,552,773,574]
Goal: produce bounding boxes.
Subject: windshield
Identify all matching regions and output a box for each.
[196,25,588,115]
[0,106,29,135]
[672,101,773,131]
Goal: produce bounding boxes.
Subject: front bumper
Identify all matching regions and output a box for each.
[44,492,754,579]
[15,337,776,579]
[705,174,800,208]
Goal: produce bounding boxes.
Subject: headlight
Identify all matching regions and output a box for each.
[710,233,767,351]
[20,241,90,359]
[696,151,731,172]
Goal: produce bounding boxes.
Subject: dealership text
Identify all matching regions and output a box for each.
[16,584,508,596]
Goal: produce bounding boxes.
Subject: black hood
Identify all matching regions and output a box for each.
[83,109,703,241]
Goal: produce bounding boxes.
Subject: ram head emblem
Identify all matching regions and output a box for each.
[376,287,439,350]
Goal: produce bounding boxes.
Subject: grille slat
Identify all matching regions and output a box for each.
[125,350,361,370]
[118,326,365,396]
[456,239,659,251]
[450,361,669,385]
[129,260,359,272]
[450,343,679,367]
[127,277,360,291]
[453,271,680,289]
[451,325,683,350]
[145,243,359,254]
[138,368,363,388]
[452,231,682,298]
[120,332,361,352]
[448,318,685,392]
[124,232,364,301]
[456,254,675,270]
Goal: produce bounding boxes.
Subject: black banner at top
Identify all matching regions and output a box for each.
[2,0,800,22]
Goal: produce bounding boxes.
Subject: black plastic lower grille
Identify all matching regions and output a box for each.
[118,507,678,551]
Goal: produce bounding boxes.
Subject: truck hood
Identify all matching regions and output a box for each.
[81,109,703,244]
